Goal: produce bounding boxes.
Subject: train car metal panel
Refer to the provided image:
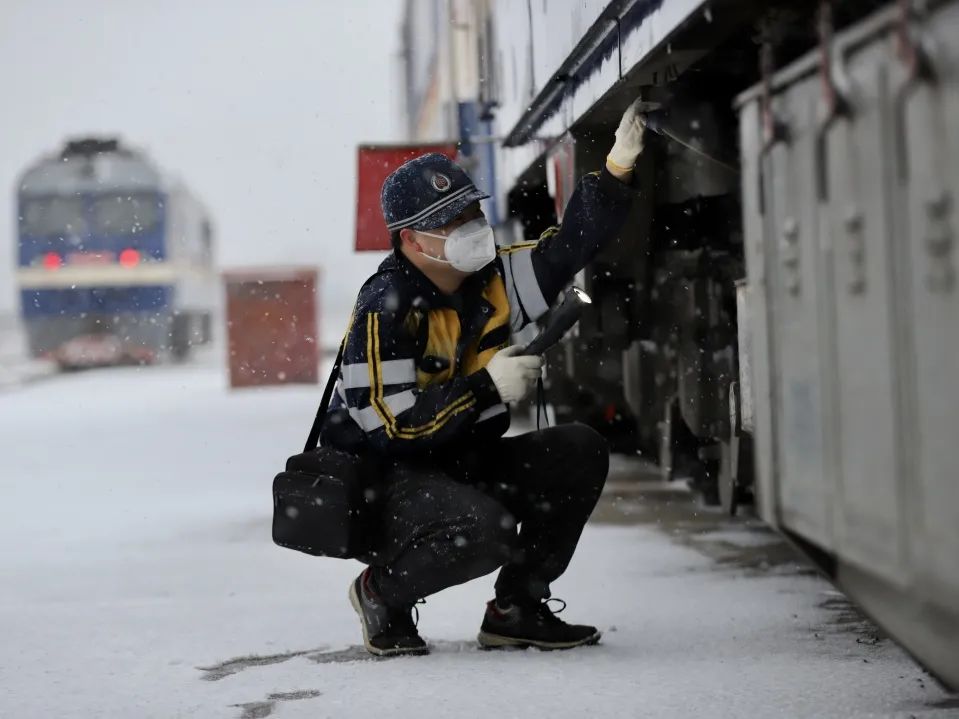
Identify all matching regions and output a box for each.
[821,28,909,582]
[616,0,712,88]
[738,99,779,524]
[764,74,839,550]
[899,0,959,601]
[529,0,608,94]
[737,1,959,689]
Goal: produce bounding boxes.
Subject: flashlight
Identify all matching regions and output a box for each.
[521,287,592,356]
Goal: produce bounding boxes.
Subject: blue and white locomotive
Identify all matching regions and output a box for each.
[15,138,215,368]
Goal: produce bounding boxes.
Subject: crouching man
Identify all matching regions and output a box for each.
[324,100,648,656]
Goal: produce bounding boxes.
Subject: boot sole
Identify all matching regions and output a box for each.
[348,580,430,658]
[476,629,602,651]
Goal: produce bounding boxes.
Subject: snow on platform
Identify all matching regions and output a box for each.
[0,364,955,718]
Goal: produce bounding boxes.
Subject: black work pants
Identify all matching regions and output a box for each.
[368,423,609,607]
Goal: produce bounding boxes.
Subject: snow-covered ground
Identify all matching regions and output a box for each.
[1,362,955,719]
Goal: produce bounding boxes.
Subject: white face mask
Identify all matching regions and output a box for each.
[416,218,496,273]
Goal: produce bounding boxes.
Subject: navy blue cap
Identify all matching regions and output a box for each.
[381,153,489,232]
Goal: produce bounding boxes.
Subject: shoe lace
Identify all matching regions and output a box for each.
[387,598,425,635]
[545,597,567,615]
[412,598,426,628]
[534,597,568,625]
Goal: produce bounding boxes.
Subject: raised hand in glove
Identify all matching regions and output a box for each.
[607,97,648,174]
[485,346,542,404]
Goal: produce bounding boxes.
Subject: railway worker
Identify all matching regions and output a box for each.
[324,99,648,656]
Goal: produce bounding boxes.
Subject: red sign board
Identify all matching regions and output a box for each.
[354,143,458,252]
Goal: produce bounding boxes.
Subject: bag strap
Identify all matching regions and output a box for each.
[302,267,395,452]
[303,339,346,452]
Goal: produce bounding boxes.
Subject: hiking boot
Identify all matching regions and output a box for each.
[477,598,601,650]
[348,569,429,657]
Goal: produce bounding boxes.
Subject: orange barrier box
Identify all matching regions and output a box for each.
[223,267,319,388]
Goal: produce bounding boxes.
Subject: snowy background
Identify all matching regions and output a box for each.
[1,3,957,717]
[0,0,399,344]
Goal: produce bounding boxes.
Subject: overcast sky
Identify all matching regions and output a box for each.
[0,0,402,344]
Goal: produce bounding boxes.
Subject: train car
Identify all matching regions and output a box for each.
[391,0,957,689]
[15,137,215,368]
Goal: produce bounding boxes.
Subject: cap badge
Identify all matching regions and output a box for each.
[430,172,452,192]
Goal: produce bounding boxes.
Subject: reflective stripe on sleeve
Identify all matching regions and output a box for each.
[341,359,416,389]
[499,253,526,331]
[509,247,550,322]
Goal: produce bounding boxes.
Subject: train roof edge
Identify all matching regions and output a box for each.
[18,135,164,197]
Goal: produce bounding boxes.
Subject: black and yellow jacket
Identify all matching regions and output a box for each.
[325,168,636,457]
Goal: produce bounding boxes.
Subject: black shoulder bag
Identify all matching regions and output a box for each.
[271,340,382,559]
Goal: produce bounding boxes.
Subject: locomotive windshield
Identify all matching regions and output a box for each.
[91,193,160,235]
[20,196,85,237]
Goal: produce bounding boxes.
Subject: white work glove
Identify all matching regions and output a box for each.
[607,98,648,171]
[485,346,542,404]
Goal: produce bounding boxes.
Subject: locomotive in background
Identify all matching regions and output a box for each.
[15,138,215,369]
